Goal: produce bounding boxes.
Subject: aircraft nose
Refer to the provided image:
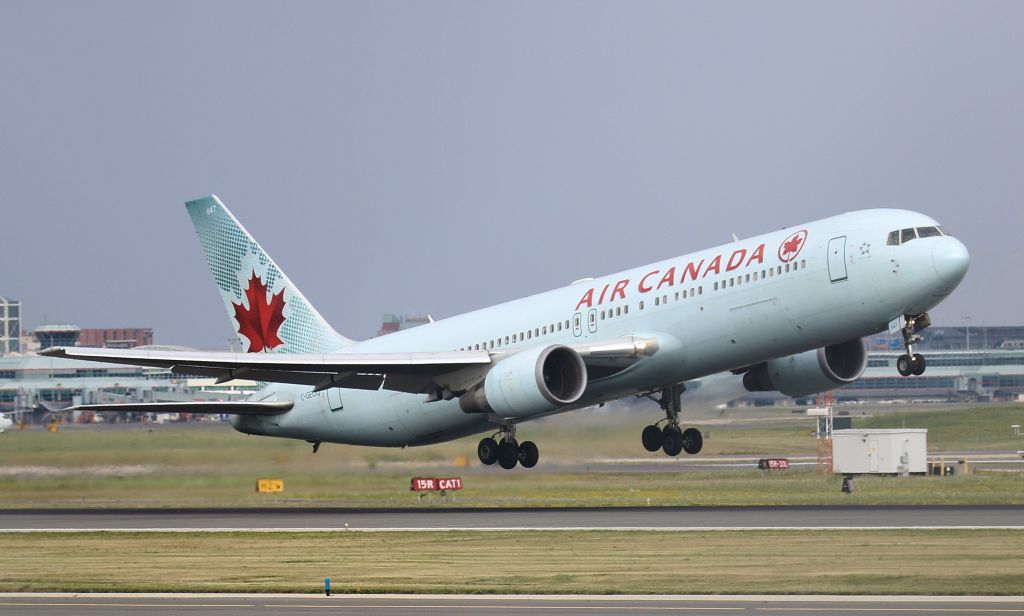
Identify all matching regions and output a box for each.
[932,236,970,285]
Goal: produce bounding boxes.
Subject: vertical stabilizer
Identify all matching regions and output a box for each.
[186,195,353,354]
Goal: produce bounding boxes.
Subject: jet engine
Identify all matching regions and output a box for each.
[459,344,587,418]
[742,339,868,398]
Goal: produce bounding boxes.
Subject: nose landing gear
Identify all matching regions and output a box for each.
[897,313,930,377]
[639,383,703,457]
[477,422,539,470]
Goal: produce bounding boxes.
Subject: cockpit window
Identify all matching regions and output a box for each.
[888,225,948,246]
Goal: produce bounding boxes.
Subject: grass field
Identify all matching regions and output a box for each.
[2,529,1023,595]
[1,404,1021,508]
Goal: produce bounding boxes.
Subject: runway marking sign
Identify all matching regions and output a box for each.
[411,477,462,492]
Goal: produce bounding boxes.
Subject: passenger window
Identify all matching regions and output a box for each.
[901,228,917,243]
[527,331,532,339]
[674,292,680,301]
[887,230,900,245]
[505,336,510,344]
[698,286,702,295]
[753,272,758,281]
[682,290,688,299]
[745,274,750,283]
[729,278,734,287]
[785,263,790,273]
[917,226,941,238]
[542,326,547,335]
[639,300,645,310]
[512,334,517,343]
[624,305,629,314]
[557,322,562,332]
[601,310,606,319]
[654,297,660,306]
[535,328,539,337]
[714,281,719,290]
[616,307,621,316]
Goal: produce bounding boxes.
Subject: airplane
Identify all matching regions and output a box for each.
[0,413,13,433]
[42,196,970,470]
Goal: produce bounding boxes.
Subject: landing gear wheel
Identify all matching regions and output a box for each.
[497,439,519,469]
[911,353,926,376]
[896,354,912,377]
[661,426,683,457]
[517,441,539,468]
[477,437,499,466]
[641,425,664,452]
[681,428,703,455]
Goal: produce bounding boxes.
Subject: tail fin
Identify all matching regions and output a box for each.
[185,195,354,354]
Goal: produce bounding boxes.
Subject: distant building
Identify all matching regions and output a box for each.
[377,313,430,337]
[79,327,153,349]
[868,326,1024,352]
[0,296,20,355]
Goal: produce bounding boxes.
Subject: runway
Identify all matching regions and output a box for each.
[2,594,1024,615]
[2,505,1022,531]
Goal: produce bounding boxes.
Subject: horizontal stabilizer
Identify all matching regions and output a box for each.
[59,401,293,416]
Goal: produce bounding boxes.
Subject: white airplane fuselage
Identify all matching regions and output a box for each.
[231,208,969,447]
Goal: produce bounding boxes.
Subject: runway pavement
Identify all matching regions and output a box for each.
[2,594,1024,615]
[2,505,1022,531]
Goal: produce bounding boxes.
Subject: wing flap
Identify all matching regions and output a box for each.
[59,401,294,415]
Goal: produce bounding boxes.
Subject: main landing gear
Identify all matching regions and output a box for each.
[477,422,539,470]
[897,313,931,377]
[640,383,703,457]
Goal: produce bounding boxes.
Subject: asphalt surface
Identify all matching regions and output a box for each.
[2,505,1022,531]
[2,594,1023,615]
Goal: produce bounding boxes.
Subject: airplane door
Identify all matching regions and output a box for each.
[327,388,344,412]
[587,309,598,334]
[827,236,848,283]
[572,312,583,337]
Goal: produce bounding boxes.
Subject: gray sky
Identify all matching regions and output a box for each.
[3,1,1021,349]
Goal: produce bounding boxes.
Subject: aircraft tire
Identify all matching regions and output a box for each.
[641,425,664,452]
[896,354,912,377]
[477,437,499,465]
[911,353,926,376]
[497,439,519,469]
[682,427,703,455]
[518,441,539,468]
[662,426,683,457]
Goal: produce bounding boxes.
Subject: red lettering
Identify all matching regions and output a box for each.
[656,267,676,290]
[575,288,594,310]
[610,279,629,301]
[681,259,704,283]
[726,249,747,272]
[746,243,765,266]
[638,270,659,293]
[703,254,721,277]
[597,283,610,305]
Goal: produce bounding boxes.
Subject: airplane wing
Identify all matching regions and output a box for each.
[58,401,293,415]
[39,336,658,396]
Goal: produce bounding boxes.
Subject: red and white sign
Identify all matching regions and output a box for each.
[758,458,791,470]
[411,477,463,491]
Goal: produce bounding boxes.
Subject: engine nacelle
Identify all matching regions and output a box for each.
[459,344,587,418]
[742,339,868,398]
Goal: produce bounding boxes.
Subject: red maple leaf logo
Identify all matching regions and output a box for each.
[232,271,286,353]
[778,230,807,263]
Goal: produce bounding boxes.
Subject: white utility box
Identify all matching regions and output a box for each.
[832,429,927,474]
